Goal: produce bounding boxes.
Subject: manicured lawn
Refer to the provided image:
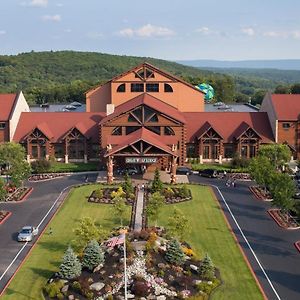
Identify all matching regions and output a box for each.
[2,184,131,300]
[190,163,248,173]
[156,185,263,300]
[49,162,99,173]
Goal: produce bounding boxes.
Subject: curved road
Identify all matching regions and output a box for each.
[0,173,98,294]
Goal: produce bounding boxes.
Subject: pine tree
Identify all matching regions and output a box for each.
[59,246,82,279]
[165,239,185,265]
[151,168,163,193]
[122,173,134,196]
[82,240,104,271]
[199,254,215,280]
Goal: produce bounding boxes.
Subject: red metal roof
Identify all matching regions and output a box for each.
[271,94,300,120]
[104,127,177,157]
[183,112,274,143]
[13,112,105,142]
[0,94,17,121]
[100,93,186,124]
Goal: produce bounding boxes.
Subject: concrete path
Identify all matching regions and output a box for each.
[143,170,189,183]
[133,189,144,232]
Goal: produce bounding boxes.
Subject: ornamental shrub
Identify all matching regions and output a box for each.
[94,188,103,199]
[122,173,134,196]
[111,186,126,199]
[178,185,190,198]
[43,280,65,298]
[31,159,51,173]
[151,168,163,192]
[199,254,215,280]
[165,239,186,265]
[59,246,82,279]
[82,240,104,271]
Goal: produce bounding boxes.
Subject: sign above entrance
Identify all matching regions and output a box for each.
[125,157,157,164]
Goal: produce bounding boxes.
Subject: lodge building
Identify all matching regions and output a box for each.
[0,63,299,183]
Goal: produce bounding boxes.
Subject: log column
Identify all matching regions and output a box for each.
[107,155,114,184]
[170,155,177,184]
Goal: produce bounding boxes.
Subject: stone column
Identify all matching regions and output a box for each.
[27,154,31,163]
[170,155,177,184]
[84,154,88,164]
[65,139,69,164]
[107,156,114,184]
[65,155,69,164]
[199,154,203,164]
[218,155,222,164]
[45,154,50,161]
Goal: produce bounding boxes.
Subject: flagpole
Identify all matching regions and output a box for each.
[122,231,128,300]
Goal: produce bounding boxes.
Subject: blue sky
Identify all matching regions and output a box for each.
[1,0,300,60]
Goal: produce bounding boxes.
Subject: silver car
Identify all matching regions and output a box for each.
[17,226,38,242]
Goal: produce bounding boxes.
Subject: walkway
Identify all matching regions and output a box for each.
[133,189,144,232]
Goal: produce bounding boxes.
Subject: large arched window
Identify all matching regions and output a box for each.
[164,83,173,93]
[117,83,126,93]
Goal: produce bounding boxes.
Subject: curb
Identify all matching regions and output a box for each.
[294,241,300,253]
[0,187,72,297]
[0,211,12,225]
[249,186,273,202]
[4,187,33,204]
[209,186,268,300]
[267,209,300,230]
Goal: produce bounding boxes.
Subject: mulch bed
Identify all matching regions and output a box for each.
[28,173,68,182]
[294,241,300,253]
[88,188,134,205]
[268,209,300,229]
[162,187,192,204]
[4,187,33,202]
[249,186,273,201]
[0,210,11,224]
[231,173,251,181]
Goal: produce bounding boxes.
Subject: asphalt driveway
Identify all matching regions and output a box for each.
[189,175,300,300]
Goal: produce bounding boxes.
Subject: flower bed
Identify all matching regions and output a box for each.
[249,186,273,201]
[0,210,11,224]
[268,209,300,229]
[88,187,135,205]
[162,186,192,204]
[231,173,251,181]
[4,187,33,202]
[28,173,69,182]
[44,229,221,300]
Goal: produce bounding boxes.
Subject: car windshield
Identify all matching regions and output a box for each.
[20,229,31,234]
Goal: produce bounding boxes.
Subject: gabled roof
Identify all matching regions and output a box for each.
[104,127,177,157]
[231,122,261,140]
[86,62,205,96]
[0,93,17,121]
[100,93,186,125]
[183,112,274,143]
[196,122,223,139]
[28,122,54,140]
[270,94,300,120]
[13,112,105,143]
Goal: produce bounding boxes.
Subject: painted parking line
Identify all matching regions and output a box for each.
[212,184,281,300]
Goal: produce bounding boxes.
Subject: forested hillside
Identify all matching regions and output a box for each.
[0,51,298,105]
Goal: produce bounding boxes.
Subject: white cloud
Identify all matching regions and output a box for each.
[195,27,220,36]
[241,27,255,36]
[0,30,6,35]
[118,24,175,38]
[263,30,300,39]
[21,0,48,7]
[42,14,61,22]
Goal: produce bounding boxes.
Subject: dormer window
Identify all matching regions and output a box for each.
[117,83,126,93]
[135,68,155,79]
[164,83,173,93]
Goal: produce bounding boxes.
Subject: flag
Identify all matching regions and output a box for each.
[106,233,125,248]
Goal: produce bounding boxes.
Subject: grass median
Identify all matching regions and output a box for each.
[155,185,263,300]
[2,184,131,300]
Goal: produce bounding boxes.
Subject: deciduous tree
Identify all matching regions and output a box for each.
[167,207,189,240]
[258,144,291,169]
[146,191,165,227]
[112,196,127,226]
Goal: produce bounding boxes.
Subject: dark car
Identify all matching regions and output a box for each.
[176,166,193,175]
[116,167,138,176]
[199,169,218,178]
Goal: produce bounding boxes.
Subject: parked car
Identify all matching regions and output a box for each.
[17,226,38,242]
[176,166,193,175]
[199,169,218,178]
[116,167,138,176]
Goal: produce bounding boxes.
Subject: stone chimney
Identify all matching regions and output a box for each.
[106,104,115,115]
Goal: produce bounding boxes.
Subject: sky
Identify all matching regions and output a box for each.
[1,0,300,60]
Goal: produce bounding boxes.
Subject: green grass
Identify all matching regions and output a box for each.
[2,184,131,300]
[190,163,248,173]
[156,185,263,300]
[49,162,99,173]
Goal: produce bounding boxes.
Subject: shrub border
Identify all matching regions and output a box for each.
[267,209,300,230]
[0,211,12,225]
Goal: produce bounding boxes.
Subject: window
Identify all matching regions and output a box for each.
[147,126,160,135]
[212,145,218,159]
[32,146,38,158]
[135,68,155,79]
[0,122,5,129]
[91,144,99,158]
[54,144,64,158]
[117,83,125,93]
[203,146,209,159]
[164,83,173,93]
[241,146,248,158]
[126,126,140,135]
[186,144,196,158]
[146,83,159,92]
[224,145,234,158]
[250,145,256,158]
[282,123,291,129]
[131,83,144,92]
[164,126,175,135]
[112,126,122,135]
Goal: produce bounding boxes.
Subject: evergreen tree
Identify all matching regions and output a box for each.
[151,168,163,193]
[199,254,215,280]
[122,173,134,196]
[59,246,82,279]
[165,239,185,265]
[82,240,104,271]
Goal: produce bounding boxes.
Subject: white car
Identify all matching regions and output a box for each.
[17,226,38,242]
